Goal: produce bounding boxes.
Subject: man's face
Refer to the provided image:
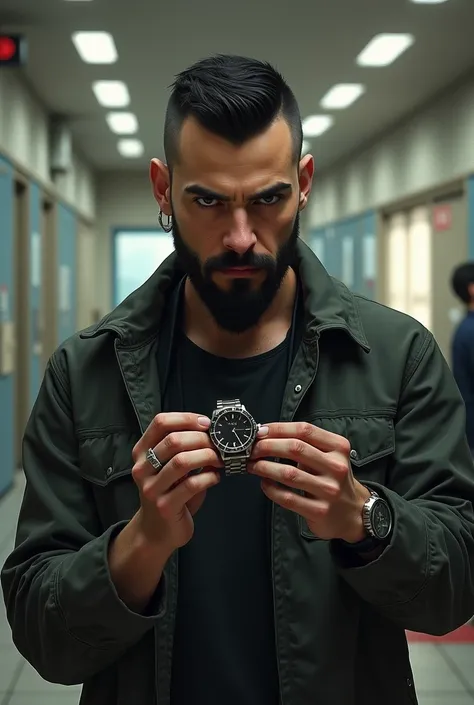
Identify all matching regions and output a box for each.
[152,117,314,333]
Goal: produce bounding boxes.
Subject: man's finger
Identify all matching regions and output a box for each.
[259,422,350,454]
[133,413,211,462]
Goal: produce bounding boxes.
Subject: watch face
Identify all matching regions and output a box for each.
[210,408,257,454]
[371,499,392,540]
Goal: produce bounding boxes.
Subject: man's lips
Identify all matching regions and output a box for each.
[218,266,260,276]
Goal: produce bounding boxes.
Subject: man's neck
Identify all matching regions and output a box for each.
[183,269,297,359]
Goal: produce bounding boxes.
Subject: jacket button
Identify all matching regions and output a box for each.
[407,677,413,688]
[106,466,113,477]
[350,449,358,460]
[294,384,302,393]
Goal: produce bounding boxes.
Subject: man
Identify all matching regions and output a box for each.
[2,54,474,705]
[451,262,474,452]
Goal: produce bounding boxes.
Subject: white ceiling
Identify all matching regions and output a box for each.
[2,0,474,173]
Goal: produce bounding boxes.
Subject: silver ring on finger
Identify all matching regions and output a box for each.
[146,447,164,472]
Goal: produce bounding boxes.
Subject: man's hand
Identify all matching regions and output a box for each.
[131,412,223,553]
[248,422,370,542]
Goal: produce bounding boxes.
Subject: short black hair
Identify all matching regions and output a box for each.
[164,54,303,168]
[451,262,474,304]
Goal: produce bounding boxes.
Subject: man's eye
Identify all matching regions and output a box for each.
[256,195,281,206]
[196,197,219,208]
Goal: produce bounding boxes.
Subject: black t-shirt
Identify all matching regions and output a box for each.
[159,280,302,705]
[168,333,287,705]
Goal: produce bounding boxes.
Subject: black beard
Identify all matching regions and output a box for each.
[171,214,299,333]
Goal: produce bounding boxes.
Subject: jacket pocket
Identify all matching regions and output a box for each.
[299,413,395,540]
[78,428,140,529]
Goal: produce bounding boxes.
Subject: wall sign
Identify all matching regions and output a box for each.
[433,204,452,232]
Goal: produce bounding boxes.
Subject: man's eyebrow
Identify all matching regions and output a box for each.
[183,182,292,202]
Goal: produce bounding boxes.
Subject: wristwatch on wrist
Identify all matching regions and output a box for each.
[362,489,393,541]
[209,398,259,476]
[345,489,393,553]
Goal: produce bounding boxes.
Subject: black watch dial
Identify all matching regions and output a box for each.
[210,409,256,454]
[371,499,392,540]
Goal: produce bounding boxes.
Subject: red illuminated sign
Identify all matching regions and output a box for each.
[0,35,26,67]
[0,37,16,61]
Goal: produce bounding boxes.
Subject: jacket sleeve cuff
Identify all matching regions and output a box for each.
[55,521,167,649]
[330,483,429,607]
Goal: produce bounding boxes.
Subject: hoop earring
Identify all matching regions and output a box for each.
[158,211,173,233]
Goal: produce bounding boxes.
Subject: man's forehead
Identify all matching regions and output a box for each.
[177,116,294,174]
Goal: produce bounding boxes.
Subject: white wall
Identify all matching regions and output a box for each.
[0,70,96,220]
[309,76,474,227]
[95,171,160,315]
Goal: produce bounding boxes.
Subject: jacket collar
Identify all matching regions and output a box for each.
[80,238,370,352]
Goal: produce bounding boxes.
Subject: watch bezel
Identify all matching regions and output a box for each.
[364,495,393,540]
[209,406,258,455]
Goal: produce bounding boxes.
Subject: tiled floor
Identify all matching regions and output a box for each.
[1,472,474,704]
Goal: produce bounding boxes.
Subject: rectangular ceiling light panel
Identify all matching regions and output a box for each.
[302,115,334,138]
[320,84,365,109]
[357,34,414,67]
[72,31,117,64]
[106,112,138,134]
[118,139,144,158]
[93,81,130,107]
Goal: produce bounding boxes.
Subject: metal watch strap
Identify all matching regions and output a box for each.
[217,398,241,409]
[216,399,247,475]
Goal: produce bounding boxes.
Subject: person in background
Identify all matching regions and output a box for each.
[451,262,474,453]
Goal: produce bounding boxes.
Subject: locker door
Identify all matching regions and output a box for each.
[360,212,377,300]
[57,204,77,344]
[29,183,43,405]
[76,220,97,329]
[0,157,15,496]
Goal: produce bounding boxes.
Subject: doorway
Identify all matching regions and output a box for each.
[382,188,467,364]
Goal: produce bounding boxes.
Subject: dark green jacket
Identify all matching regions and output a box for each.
[3,239,474,705]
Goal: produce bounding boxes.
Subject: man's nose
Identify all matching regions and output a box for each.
[222,208,257,255]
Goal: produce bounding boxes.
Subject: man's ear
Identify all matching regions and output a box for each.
[298,153,315,211]
[150,159,172,215]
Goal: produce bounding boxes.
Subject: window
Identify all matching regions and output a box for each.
[113,230,175,307]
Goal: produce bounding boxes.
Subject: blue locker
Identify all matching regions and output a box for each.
[359,212,377,300]
[57,204,77,344]
[29,183,42,408]
[0,156,15,496]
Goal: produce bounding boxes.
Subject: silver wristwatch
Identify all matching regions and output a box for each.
[362,489,393,541]
[209,398,259,476]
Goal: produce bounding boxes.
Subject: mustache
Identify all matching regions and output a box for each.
[203,251,275,275]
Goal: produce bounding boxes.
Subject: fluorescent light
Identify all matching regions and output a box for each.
[72,31,117,64]
[321,84,365,110]
[118,139,144,158]
[357,34,414,67]
[302,115,334,138]
[106,112,138,135]
[302,140,310,155]
[92,81,130,107]
[411,0,449,3]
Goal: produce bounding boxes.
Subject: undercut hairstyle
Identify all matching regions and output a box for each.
[164,54,303,168]
[451,262,474,304]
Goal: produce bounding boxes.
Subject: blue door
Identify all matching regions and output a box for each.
[57,204,77,344]
[0,156,15,496]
